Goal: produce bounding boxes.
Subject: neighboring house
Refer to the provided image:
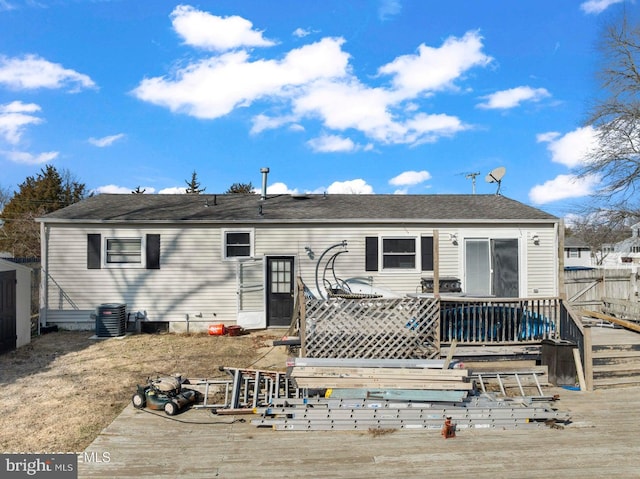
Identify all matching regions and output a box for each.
[36,191,562,332]
[600,222,640,269]
[0,258,32,351]
[564,236,593,269]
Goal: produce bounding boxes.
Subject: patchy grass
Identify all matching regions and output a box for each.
[0,330,287,453]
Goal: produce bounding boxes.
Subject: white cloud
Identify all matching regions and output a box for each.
[250,114,297,134]
[158,186,187,194]
[529,174,600,204]
[0,54,95,91]
[132,37,350,119]
[135,7,492,150]
[0,1,16,12]
[266,182,298,195]
[580,0,625,14]
[293,81,468,145]
[307,134,356,153]
[88,133,125,147]
[378,0,402,21]
[538,125,598,168]
[95,184,135,194]
[170,5,276,52]
[536,131,560,143]
[477,86,551,110]
[0,101,42,144]
[378,31,493,96]
[1,150,58,164]
[326,179,374,194]
[389,170,431,186]
[293,28,311,38]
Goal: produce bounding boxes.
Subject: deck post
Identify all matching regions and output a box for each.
[583,325,593,391]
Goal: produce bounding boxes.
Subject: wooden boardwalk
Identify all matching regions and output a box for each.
[79,384,640,478]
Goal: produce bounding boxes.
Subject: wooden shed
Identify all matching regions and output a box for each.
[0,258,32,351]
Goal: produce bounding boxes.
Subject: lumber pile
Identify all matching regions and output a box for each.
[246,358,569,432]
[286,357,473,403]
[289,366,473,391]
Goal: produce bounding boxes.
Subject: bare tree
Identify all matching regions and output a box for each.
[580,12,640,211]
[567,211,633,265]
[0,184,11,212]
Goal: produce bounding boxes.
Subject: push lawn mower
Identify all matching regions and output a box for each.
[131,375,200,416]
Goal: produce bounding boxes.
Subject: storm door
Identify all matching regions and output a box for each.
[464,238,519,297]
[266,257,294,327]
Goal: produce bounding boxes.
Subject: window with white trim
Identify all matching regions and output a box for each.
[382,238,416,269]
[224,231,253,259]
[106,238,142,265]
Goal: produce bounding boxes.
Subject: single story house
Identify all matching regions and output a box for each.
[0,258,32,351]
[37,191,563,332]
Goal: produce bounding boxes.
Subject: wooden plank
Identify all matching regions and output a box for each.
[291,378,475,390]
[290,366,469,381]
[573,347,587,391]
[579,310,640,334]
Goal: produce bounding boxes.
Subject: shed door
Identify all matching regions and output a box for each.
[267,257,294,327]
[0,270,17,354]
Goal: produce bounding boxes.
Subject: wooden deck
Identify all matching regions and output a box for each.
[79,384,640,478]
[589,323,640,346]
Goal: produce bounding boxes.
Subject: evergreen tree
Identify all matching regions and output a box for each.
[0,165,86,257]
[185,171,206,194]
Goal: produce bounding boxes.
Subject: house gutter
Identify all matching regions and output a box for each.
[36,218,560,226]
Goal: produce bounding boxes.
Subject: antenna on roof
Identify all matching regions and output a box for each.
[485,166,506,195]
[463,172,481,194]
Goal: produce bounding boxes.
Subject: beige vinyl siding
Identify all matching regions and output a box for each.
[525,226,558,297]
[43,221,559,331]
[45,224,238,330]
[254,224,444,296]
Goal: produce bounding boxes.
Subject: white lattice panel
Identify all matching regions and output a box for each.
[303,297,440,359]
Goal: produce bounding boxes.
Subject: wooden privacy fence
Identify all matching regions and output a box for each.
[565,268,638,309]
[301,297,440,359]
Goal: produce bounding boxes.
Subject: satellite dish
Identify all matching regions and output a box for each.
[485,166,506,195]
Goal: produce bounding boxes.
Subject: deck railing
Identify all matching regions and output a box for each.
[440,297,561,344]
[559,299,593,390]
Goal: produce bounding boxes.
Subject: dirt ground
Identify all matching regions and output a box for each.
[0,330,289,453]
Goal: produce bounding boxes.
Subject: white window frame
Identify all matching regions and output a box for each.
[104,236,145,269]
[223,229,254,260]
[381,236,418,271]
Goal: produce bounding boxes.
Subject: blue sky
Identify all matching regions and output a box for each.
[0,0,633,217]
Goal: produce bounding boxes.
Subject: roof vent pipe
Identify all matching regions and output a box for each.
[260,167,270,201]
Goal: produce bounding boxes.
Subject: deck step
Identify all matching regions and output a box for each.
[593,375,640,389]
[592,343,640,389]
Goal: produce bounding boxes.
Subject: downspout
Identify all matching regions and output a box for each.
[39,221,48,331]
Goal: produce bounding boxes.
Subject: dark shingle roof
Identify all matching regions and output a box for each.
[38,193,558,224]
